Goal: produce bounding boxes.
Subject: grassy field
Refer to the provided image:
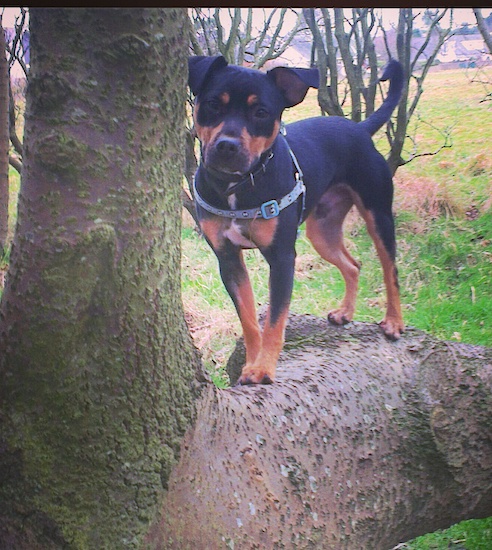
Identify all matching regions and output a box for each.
[182,67,492,549]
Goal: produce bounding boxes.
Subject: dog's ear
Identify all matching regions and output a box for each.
[267,66,319,108]
[188,56,228,96]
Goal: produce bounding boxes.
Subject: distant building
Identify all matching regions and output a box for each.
[439,34,490,64]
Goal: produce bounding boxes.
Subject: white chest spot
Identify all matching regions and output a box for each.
[224,220,256,248]
[223,192,257,248]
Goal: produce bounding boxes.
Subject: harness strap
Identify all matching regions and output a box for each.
[193,143,305,222]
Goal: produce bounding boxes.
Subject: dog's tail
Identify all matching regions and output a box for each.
[359,59,404,136]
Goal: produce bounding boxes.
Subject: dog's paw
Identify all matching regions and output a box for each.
[379,318,405,341]
[237,364,275,385]
[327,308,353,326]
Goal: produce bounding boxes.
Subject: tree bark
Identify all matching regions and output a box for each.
[334,9,362,123]
[303,8,344,117]
[0,8,204,549]
[150,315,492,549]
[474,8,492,55]
[386,9,412,176]
[0,16,9,254]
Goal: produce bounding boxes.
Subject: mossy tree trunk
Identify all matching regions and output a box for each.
[0,15,9,256]
[0,8,204,549]
[150,316,492,549]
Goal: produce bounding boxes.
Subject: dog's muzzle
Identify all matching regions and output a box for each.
[205,135,252,176]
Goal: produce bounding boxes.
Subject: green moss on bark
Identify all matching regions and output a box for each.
[0,8,204,549]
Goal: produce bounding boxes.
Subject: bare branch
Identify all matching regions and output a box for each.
[467,64,492,103]
[334,8,363,122]
[402,115,454,167]
[408,10,453,123]
[304,8,344,116]
[5,8,28,79]
[8,154,22,174]
[409,8,450,76]
[255,9,302,69]
[189,11,203,56]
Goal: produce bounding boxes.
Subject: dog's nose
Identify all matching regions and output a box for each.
[216,137,240,157]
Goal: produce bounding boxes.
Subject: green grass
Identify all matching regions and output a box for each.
[1,167,21,269]
[399,516,492,549]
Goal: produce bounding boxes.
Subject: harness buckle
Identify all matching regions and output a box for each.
[260,200,280,219]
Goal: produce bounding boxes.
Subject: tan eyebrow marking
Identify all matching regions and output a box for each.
[247,94,258,106]
[220,92,230,104]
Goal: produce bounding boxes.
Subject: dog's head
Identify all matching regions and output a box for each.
[188,56,319,177]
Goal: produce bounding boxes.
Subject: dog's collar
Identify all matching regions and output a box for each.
[193,143,305,222]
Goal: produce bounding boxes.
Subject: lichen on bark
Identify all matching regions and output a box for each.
[0,8,204,549]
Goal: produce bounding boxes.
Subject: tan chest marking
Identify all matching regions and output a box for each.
[201,216,278,251]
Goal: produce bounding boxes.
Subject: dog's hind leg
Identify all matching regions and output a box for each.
[356,204,405,340]
[306,185,361,326]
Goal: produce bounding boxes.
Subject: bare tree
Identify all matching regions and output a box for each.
[471,8,492,103]
[0,15,9,258]
[304,8,383,121]
[385,8,454,174]
[4,7,28,172]
[303,8,344,116]
[303,8,454,175]
[190,8,302,69]
[473,8,492,54]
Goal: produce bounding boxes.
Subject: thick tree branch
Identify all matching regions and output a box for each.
[151,315,492,549]
[304,8,343,117]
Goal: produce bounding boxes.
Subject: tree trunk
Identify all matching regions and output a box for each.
[334,9,362,123]
[0,8,204,549]
[150,315,492,549]
[360,9,378,117]
[0,16,9,255]
[474,8,492,55]
[387,8,412,176]
[303,8,343,118]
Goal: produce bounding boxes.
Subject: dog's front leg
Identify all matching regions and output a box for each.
[214,243,262,367]
[238,249,296,385]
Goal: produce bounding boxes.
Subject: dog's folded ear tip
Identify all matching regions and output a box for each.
[188,55,228,69]
[188,55,228,96]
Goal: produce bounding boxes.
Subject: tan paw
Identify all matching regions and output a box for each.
[327,308,353,326]
[237,364,275,385]
[379,317,405,341]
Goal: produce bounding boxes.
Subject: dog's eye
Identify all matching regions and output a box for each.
[204,99,221,115]
[253,107,269,120]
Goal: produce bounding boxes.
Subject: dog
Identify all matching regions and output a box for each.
[188,55,405,385]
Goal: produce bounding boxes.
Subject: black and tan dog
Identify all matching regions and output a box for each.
[188,55,405,385]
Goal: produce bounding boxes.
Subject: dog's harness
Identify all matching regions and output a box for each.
[193,138,306,223]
